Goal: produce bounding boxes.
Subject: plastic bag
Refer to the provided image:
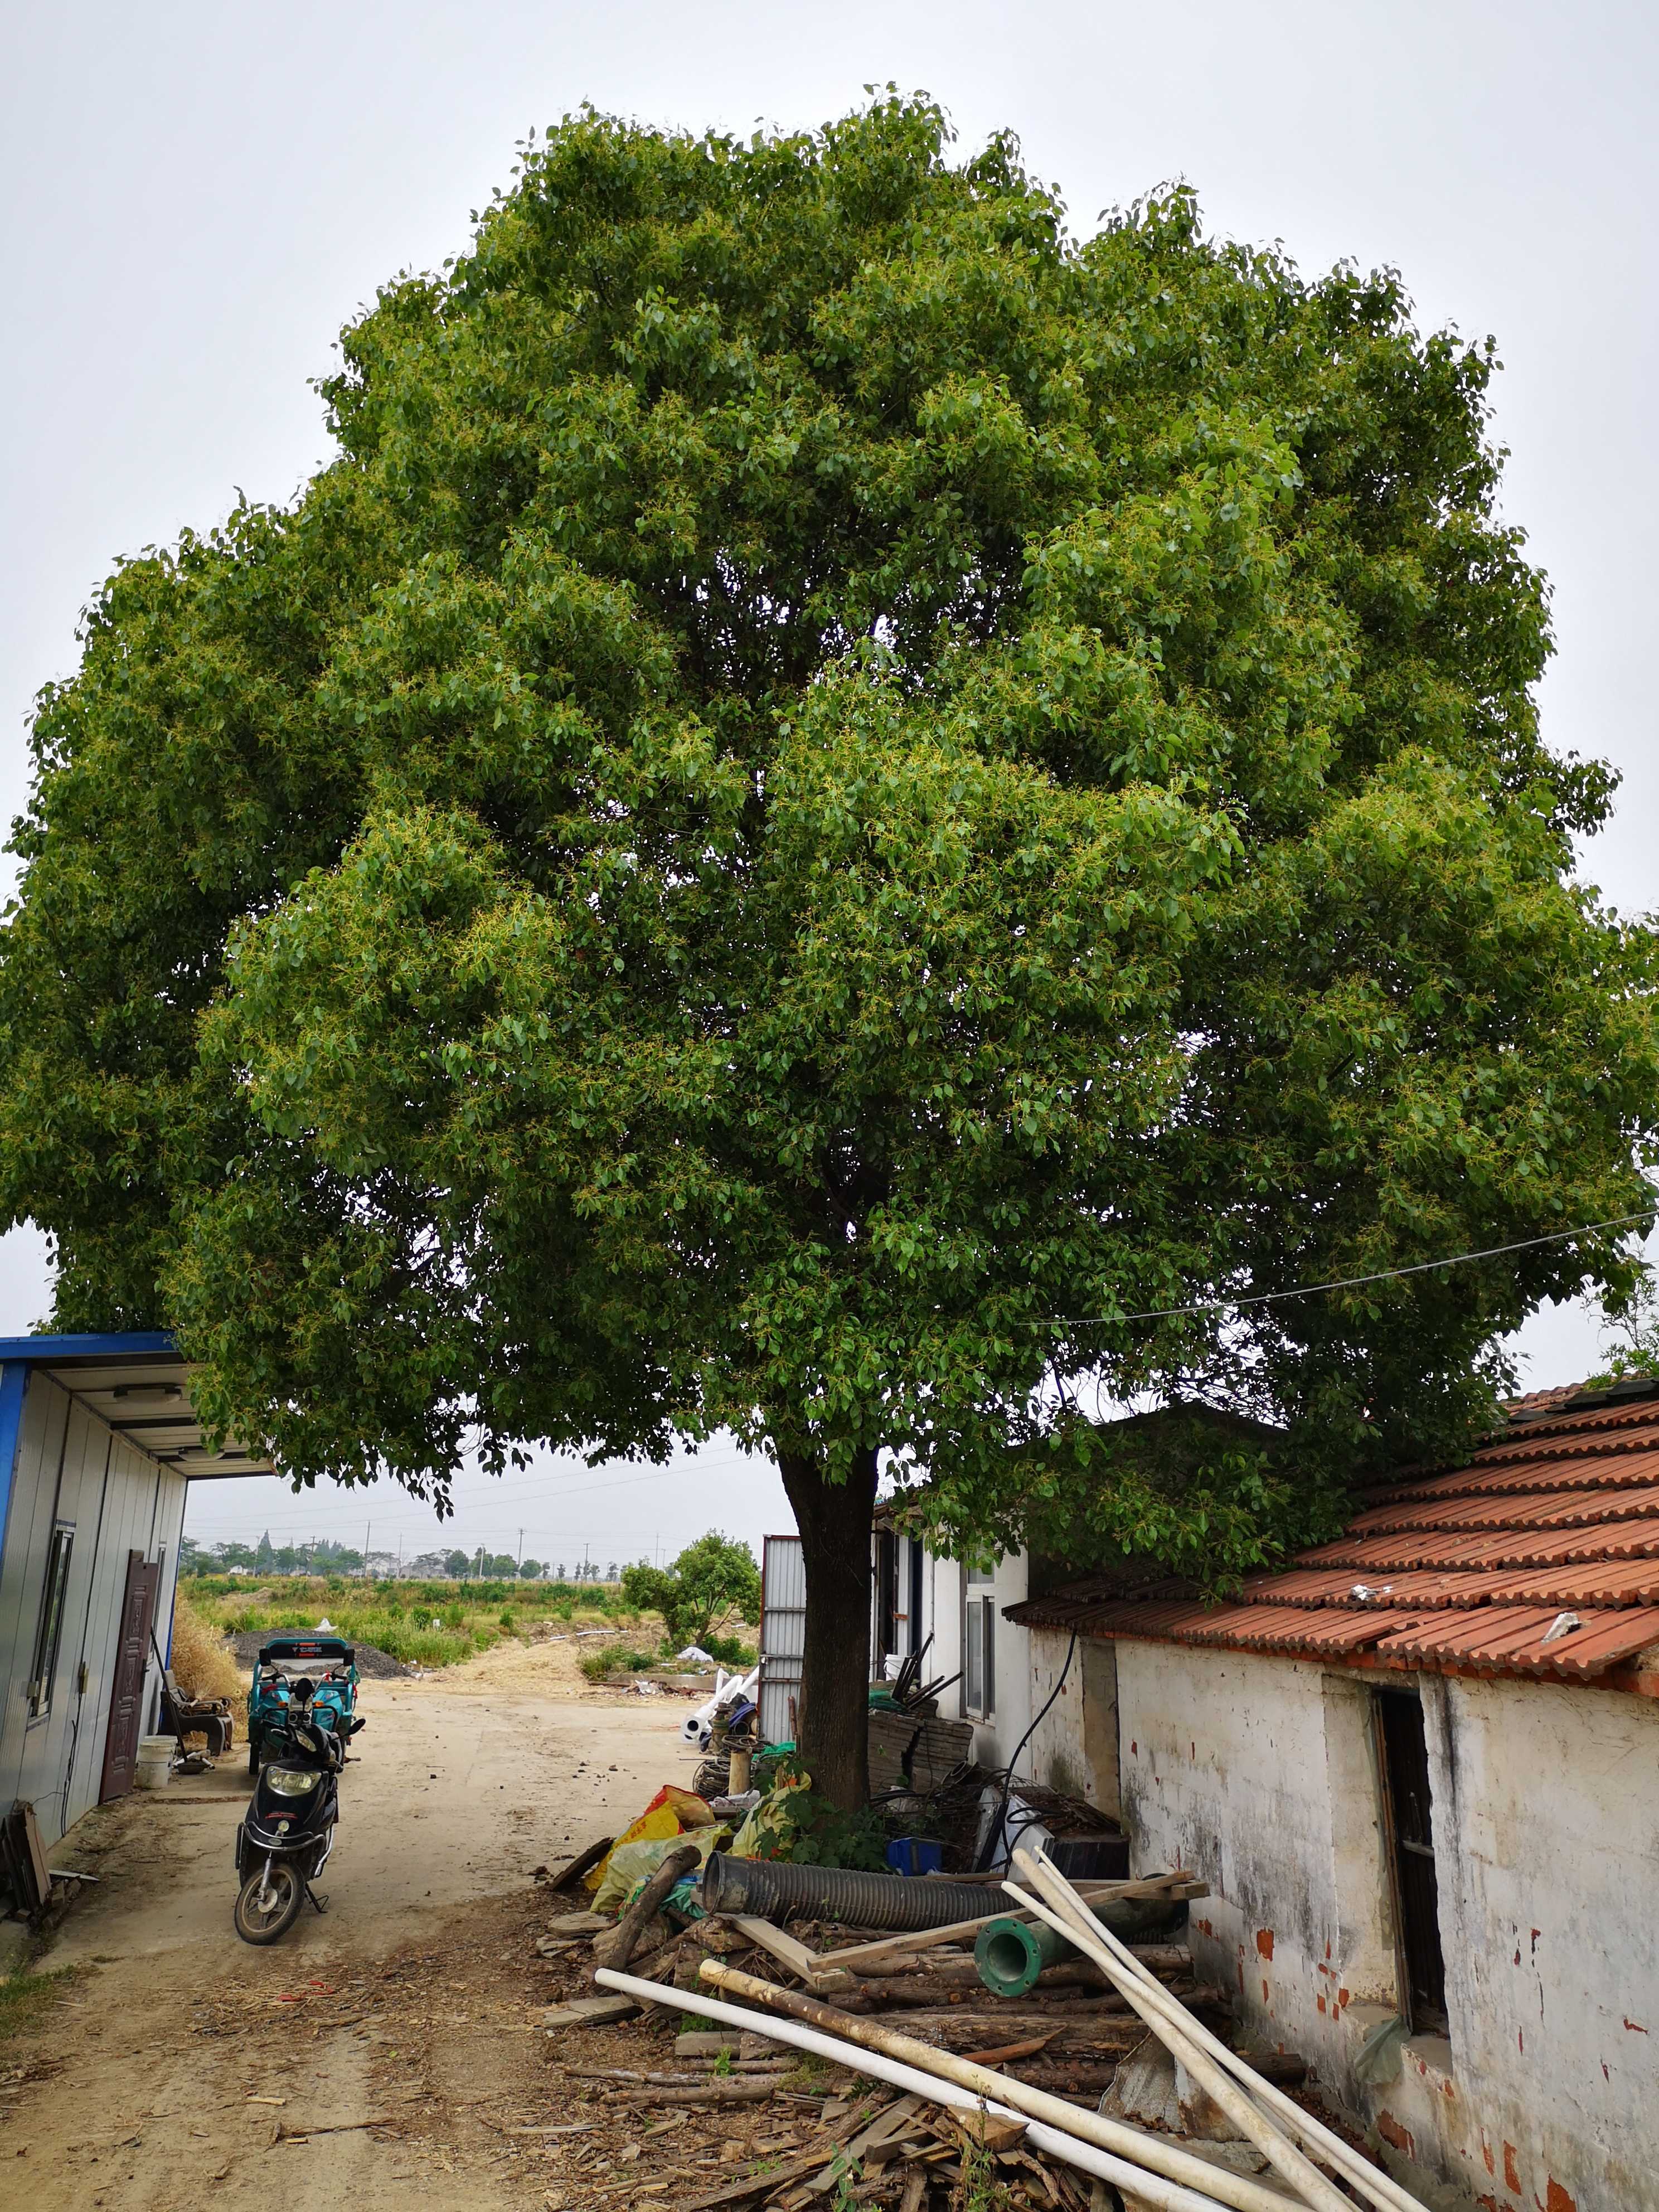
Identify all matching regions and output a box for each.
[727,1768,813,1860]
[584,1783,718,1895]
[593,1827,723,1913]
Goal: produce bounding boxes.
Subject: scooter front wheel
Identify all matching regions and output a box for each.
[234,1859,303,1944]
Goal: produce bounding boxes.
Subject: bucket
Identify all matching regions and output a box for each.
[133,1734,174,1789]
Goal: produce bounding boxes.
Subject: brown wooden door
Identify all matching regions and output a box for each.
[100,1551,159,1802]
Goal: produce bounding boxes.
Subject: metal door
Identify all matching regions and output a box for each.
[757,1534,804,1747]
[99,1550,159,1802]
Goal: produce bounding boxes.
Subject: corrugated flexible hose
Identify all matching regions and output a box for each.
[699,1853,992,1929]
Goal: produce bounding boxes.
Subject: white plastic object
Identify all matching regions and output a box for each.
[678,1663,760,1747]
[594,1967,1239,2212]
[133,1735,174,1788]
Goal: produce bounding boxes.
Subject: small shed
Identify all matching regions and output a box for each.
[1005,1379,1659,2212]
[0,1332,273,1854]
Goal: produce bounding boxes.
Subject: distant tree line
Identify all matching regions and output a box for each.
[179,1531,625,1581]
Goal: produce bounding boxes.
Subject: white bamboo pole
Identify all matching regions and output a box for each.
[1011,1851,1427,2212]
[593,1966,1236,2212]
[1012,1854,1427,2212]
[1009,1854,1356,2212]
[688,1961,1299,2212]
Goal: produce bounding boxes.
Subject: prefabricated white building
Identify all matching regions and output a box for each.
[0,1333,273,1852]
[756,1513,1037,1763]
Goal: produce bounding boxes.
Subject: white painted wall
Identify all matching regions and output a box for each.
[1417,1674,1659,2212]
[1058,1638,1659,2212]
[921,1548,1031,1770]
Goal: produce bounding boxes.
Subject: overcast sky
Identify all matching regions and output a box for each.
[2,2,1653,1558]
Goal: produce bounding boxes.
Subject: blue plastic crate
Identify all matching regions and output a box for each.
[885,1835,944,1876]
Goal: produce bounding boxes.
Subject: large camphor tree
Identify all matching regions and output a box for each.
[2,100,1653,1804]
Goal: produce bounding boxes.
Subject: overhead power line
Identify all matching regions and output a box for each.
[1029,1206,1657,1331]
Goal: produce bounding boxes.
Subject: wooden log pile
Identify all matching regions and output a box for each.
[531,1852,1419,2209]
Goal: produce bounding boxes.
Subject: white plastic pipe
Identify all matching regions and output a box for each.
[680,1662,761,1747]
[1030,1890,1425,2212]
[696,1959,1299,2212]
[1012,1855,1428,2212]
[594,1967,1235,2212]
[1009,1864,1347,2212]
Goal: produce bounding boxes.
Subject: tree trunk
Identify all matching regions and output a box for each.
[776,1444,878,1811]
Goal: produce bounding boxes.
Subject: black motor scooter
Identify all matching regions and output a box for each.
[232,1688,364,1944]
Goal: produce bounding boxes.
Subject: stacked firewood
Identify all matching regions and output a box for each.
[529,1849,1419,2211]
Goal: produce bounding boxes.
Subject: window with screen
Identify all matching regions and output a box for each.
[964,1562,997,1718]
[27,1525,74,1721]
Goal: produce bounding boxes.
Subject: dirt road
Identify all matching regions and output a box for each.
[3,1641,714,2210]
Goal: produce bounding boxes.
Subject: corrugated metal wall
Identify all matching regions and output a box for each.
[0,1369,187,1846]
[758,1533,804,1747]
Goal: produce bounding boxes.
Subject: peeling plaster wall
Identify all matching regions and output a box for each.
[1071,1639,1659,2212]
[1419,1675,1659,2212]
[1109,1643,1396,2080]
[1027,1624,1119,1817]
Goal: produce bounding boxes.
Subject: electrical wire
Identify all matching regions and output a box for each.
[1023,1207,1657,1331]
[973,1626,1080,1873]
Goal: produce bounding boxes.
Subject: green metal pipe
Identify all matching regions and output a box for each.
[974,1893,1185,1999]
[976,1913,1071,1998]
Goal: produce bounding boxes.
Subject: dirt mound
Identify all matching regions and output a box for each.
[222,1627,413,1678]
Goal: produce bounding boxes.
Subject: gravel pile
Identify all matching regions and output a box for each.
[222,1628,414,1678]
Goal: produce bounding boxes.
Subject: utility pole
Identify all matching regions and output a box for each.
[517,1527,523,1571]
[364,1520,372,1580]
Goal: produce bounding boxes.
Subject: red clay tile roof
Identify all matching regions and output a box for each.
[1005,1385,1659,1688]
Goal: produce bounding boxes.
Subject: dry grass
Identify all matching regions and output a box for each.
[168,1588,248,1724]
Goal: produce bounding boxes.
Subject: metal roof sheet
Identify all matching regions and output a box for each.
[0,1335,279,1480]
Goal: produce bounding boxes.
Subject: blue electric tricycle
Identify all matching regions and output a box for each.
[248,1636,360,1772]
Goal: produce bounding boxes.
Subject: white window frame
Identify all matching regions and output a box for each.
[963,1562,997,1720]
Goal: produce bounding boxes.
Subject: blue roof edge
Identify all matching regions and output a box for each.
[0,1330,178,1362]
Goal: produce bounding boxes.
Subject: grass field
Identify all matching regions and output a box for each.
[180,1571,655,1670]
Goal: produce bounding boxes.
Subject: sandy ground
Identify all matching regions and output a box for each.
[2,1639,717,2210]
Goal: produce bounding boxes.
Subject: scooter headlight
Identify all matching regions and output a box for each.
[265,1765,319,1798]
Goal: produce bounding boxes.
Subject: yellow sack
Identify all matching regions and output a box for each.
[585,1783,718,1896]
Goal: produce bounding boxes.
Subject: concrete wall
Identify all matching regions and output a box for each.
[1417,1674,1659,2212]
[0,1369,186,1846]
[1070,1638,1659,2212]
[1026,1623,1120,1820]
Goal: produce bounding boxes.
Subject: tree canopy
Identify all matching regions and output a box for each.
[2,96,1653,1798]
[622,1532,762,1652]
